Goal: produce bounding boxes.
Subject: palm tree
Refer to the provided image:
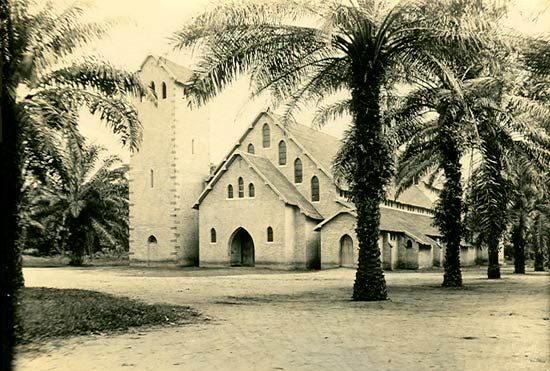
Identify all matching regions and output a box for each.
[507,159,545,274]
[172,0,492,300]
[389,75,477,287]
[529,199,550,271]
[1,1,146,367]
[29,141,129,266]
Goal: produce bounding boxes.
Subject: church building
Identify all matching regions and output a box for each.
[129,56,480,269]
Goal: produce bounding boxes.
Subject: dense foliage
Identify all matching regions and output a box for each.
[1,1,146,368]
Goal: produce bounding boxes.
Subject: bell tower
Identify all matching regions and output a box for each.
[129,55,210,266]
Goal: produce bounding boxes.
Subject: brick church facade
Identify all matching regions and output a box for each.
[129,56,481,269]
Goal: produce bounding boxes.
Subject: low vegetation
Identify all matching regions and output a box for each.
[16,288,200,345]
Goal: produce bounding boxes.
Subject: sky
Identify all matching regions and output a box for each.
[52,0,550,164]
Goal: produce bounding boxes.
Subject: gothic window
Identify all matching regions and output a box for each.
[227,184,234,199]
[147,235,157,247]
[238,177,244,198]
[248,183,255,198]
[294,158,302,183]
[162,82,167,99]
[150,81,156,94]
[278,140,287,165]
[210,228,217,243]
[262,123,270,148]
[247,143,255,154]
[267,226,273,242]
[150,169,154,188]
[311,176,320,202]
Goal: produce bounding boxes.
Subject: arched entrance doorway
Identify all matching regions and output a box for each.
[339,234,354,267]
[147,235,157,264]
[229,228,255,267]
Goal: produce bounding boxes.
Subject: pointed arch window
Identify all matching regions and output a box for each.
[278,140,287,165]
[227,184,234,199]
[311,176,320,202]
[161,82,167,99]
[238,177,244,198]
[147,235,157,247]
[210,228,217,243]
[150,81,156,95]
[248,183,255,198]
[294,158,302,183]
[247,143,255,154]
[267,227,274,242]
[262,123,270,148]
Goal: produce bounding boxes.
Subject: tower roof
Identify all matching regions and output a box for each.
[138,55,193,84]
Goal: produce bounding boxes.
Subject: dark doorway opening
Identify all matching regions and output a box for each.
[230,228,255,267]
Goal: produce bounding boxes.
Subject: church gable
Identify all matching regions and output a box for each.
[209,112,345,218]
[195,152,323,220]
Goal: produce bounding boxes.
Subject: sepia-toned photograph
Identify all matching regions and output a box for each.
[1,0,549,370]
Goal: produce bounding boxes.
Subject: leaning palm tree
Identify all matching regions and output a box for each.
[1,1,147,367]
[172,0,493,300]
[29,141,129,266]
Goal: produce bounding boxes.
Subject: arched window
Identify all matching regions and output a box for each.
[247,143,255,154]
[147,235,157,246]
[150,81,156,94]
[210,228,217,243]
[294,158,302,183]
[238,177,244,198]
[150,169,154,188]
[161,82,167,99]
[267,227,274,242]
[406,240,413,249]
[311,176,320,201]
[278,140,287,165]
[262,123,270,148]
[227,184,234,199]
[248,183,255,197]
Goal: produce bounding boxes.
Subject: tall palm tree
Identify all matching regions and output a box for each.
[1,1,146,368]
[507,159,545,274]
[529,198,550,271]
[172,0,491,300]
[29,141,129,266]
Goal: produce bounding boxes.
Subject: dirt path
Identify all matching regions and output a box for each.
[16,267,550,371]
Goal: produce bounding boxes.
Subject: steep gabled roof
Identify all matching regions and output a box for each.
[211,111,342,181]
[386,184,436,209]
[193,151,323,220]
[270,113,341,174]
[138,55,193,84]
[314,206,441,246]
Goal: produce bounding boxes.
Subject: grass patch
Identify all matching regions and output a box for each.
[16,287,201,345]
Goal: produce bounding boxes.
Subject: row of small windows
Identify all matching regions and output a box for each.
[210,227,274,243]
[149,81,168,99]
[228,178,255,198]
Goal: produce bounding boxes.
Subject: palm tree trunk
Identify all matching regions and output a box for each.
[435,115,463,287]
[487,238,501,278]
[534,217,545,272]
[1,3,23,369]
[511,215,525,274]
[350,72,389,301]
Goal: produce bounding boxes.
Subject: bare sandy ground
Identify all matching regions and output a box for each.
[16,266,550,371]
